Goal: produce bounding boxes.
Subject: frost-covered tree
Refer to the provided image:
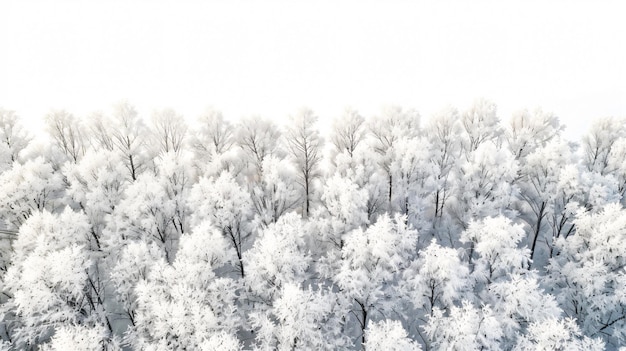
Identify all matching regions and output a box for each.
[315,174,369,251]
[87,111,115,152]
[108,240,164,332]
[249,156,300,227]
[189,108,238,175]
[45,110,87,163]
[39,324,120,351]
[582,117,626,175]
[191,108,234,157]
[487,274,562,344]
[606,137,626,199]
[546,204,626,347]
[449,142,519,232]
[461,216,529,282]
[329,108,366,161]
[423,301,502,350]
[460,98,502,154]
[506,108,562,160]
[390,136,437,230]
[245,213,312,303]
[103,153,191,262]
[424,106,462,222]
[368,106,420,210]
[149,108,188,156]
[364,320,421,351]
[283,108,323,217]
[188,172,253,277]
[236,116,282,180]
[461,216,570,346]
[250,283,347,350]
[334,214,417,347]
[403,239,469,316]
[0,108,31,167]
[550,164,582,241]
[313,174,370,282]
[63,149,127,249]
[333,145,387,222]
[197,332,241,351]
[90,101,151,181]
[2,210,113,349]
[517,137,573,265]
[579,169,621,212]
[0,157,64,229]
[514,318,604,351]
[129,221,241,350]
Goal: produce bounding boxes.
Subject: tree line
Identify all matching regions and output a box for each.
[0,99,624,350]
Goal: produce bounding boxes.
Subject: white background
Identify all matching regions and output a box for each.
[1,1,625,139]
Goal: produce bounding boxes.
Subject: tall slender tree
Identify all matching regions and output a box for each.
[284,108,323,217]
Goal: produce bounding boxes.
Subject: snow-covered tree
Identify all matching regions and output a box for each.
[245,213,312,303]
[313,174,370,283]
[449,142,519,232]
[315,174,369,251]
[149,108,188,156]
[390,136,437,230]
[40,324,120,351]
[403,239,469,316]
[517,137,573,266]
[236,116,282,180]
[250,283,347,350]
[364,320,421,351]
[129,221,241,350]
[0,157,64,229]
[368,106,420,211]
[457,218,563,346]
[578,168,621,212]
[423,301,502,350]
[461,216,529,283]
[249,155,300,227]
[582,117,626,175]
[283,108,323,217]
[506,108,562,160]
[0,108,31,167]
[333,145,387,222]
[45,110,87,163]
[108,241,165,332]
[514,318,604,351]
[63,149,127,249]
[91,101,150,181]
[191,108,234,158]
[546,204,626,347]
[189,108,238,175]
[188,171,253,277]
[424,106,463,222]
[329,108,367,161]
[2,209,113,348]
[334,214,417,347]
[606,137,626,199]
[104,153,191,263]
[487,274,562,344]
[460,98,502,154]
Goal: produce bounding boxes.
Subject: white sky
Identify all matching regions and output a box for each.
[1,1,626,140]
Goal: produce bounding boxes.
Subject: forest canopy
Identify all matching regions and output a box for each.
[0,99,624,350]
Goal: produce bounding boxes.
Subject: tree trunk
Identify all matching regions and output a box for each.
[529,201,546,269]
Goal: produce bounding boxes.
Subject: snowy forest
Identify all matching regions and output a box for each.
[0,99,625,350]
